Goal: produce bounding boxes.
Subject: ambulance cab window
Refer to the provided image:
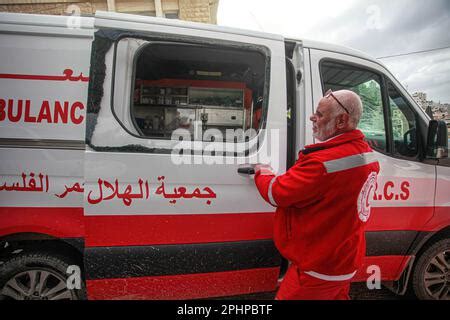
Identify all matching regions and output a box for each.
[131,42,267,142]
[387,81,418,158]
[321,61,387,153]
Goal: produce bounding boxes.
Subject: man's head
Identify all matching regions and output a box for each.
[310,89,363,141]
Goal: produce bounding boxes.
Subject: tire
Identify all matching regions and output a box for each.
[412,238,450,300]
[0,252,86,300]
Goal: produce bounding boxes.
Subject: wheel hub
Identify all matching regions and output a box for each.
[1,269,73,300]
[423,250,450,300]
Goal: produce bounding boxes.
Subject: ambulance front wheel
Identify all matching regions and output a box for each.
[412,238,450,300]
[0,252,86,300]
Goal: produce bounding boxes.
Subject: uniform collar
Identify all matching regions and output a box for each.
[300,130,365,156]
[320,133,344,143]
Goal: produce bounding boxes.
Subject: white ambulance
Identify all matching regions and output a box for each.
[0,11,449,300]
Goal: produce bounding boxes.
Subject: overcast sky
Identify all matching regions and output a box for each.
[218,0,450,103]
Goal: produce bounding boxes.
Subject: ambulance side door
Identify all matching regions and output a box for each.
[309,49,436,282]
[83,13,286,299]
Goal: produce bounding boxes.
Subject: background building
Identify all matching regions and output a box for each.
[0,0,219,24]
[412,92,428,110]
[412,91,449,123]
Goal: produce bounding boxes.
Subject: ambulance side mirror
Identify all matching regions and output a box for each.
[426,120,448,159]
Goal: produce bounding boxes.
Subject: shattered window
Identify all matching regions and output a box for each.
[131,42,268,142]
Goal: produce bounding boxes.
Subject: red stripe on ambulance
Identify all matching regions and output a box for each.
[86,267,280,300]
[2,206,448,246]
[0,207,84,238]
[84,212,275,247]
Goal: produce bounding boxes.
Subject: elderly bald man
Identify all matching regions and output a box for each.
[254,89,380,300]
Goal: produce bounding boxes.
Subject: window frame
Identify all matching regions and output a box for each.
[318,58,392,156]
[318,58,427,162]
[384,78,424,160]
[285,57,297,169]
[108,35,272,152]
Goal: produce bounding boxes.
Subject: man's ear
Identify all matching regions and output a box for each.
[336,113,349,129]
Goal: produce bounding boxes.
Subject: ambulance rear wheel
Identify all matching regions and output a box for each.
[412,238,450,300]
[0,252,85,300]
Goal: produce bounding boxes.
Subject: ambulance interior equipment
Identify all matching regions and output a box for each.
[131,43,266,141]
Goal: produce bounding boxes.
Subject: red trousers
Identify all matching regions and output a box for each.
[276,265,351,300]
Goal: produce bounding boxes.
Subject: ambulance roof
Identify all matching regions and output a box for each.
[0,11,380,65]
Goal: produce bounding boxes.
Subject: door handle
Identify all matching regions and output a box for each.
[237,167,255,175]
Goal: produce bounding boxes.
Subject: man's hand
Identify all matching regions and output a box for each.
[254,164,274,176]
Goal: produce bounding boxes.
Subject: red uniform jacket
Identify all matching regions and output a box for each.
[255,130,380,279]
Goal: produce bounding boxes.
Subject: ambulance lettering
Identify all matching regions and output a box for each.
[86,176,217,206]
[0,172,217,207]
[55,182,84,199]
[0,172,49,193]
[372,180,411,201]
[0,99,85,125]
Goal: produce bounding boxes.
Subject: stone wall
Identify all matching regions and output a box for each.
[179,0,211,23]
[0,2,97,15]
[0,0,219,23]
